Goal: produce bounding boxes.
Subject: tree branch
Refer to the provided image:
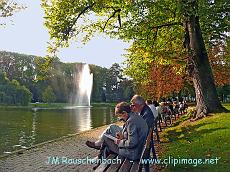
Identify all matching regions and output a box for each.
[63,3,95,40]
[102,8,121,32]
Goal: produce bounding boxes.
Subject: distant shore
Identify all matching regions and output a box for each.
[0,102,116,110]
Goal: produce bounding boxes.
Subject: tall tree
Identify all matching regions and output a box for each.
[180,0,226,116]
[0,71,32,105]
[90,64,108,102]
[42,86,56,103]
[42,0,229,116]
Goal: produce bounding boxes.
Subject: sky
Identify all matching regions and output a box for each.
[0,1,130,68]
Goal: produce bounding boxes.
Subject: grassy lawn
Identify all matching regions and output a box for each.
[160,104,230,172]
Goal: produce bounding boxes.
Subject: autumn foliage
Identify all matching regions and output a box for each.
[144,63,185,100]
[209,43,230,86]
[137,43,230,100]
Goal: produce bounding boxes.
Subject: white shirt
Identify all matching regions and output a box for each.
[148,104,158,118]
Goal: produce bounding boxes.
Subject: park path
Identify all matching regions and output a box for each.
[0,122,160,172]
[0,125,110,172]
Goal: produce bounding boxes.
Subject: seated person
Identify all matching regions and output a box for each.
[86,102,148,160]
[130,95,155,129]
[146,99,158,119]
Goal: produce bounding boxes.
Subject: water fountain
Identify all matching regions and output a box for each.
[72,64,93,106]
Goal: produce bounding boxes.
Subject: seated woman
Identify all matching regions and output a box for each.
[86,102,148,160]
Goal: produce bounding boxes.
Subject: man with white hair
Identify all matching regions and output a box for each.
[130,95,157,159]
[130,95,155,129]
[86,95,157,158]
[85,102,148,160]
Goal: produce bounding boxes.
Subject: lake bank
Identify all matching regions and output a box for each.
[0,124,116,172]
[0,105,116,155]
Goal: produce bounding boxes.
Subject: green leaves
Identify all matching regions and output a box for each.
[0,71,32,105]
[0,0,26,26]
[42,85,56,103]
[42,0,229,98]
[198,0,230,44]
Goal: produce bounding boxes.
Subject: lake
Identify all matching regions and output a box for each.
[0,106,116,155]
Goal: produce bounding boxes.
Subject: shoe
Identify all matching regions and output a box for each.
[85,141,101,150]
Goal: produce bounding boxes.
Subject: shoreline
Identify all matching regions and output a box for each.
[0,123,116,159]
[0,102,116,110]
[0,123,121,172]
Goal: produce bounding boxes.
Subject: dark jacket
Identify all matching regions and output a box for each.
[140,104,155,129]
[118,112,148,160]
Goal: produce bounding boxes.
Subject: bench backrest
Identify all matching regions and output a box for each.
[140,127,153,159]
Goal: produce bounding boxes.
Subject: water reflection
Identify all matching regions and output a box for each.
[0,106,116,155]
[31,112,37,144]
[18,112,38,149]
[69,107,91,132]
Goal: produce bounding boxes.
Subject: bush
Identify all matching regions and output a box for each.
[187,107,196,118]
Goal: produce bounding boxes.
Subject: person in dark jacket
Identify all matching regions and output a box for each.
[86,102,148,160]
[130,95,155,129]
[130,95,157,158]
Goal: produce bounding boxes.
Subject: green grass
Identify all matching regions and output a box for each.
[160,104,230,172]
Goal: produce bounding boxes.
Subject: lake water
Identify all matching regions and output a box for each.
[0,106,116,155]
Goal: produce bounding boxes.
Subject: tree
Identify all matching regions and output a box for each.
[125,40,230,101]
[209,43,230,87]
[0,0,25,26]
[42,0,229,116]
[147,63,185,100]
[0,71,32,105]
[180,0,227,117]
[90,64,108,102]
[118,78,135,101]
[42,86,56,103]
[0,51,44,102]
[1,51,134,103]
[105,63,123,101]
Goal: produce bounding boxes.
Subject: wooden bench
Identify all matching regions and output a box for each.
[93,128,155,172]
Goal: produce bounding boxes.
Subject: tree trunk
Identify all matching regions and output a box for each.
[183,2,226,117]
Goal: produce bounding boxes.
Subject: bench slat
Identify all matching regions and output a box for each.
[118,159,133,172]
[106,155,125,172]
[94,154,117,172]
[130,161,140,172]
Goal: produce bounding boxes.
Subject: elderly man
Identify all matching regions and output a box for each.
[86,102,148,160]
[130,95,155,129]
[130,95,157,158]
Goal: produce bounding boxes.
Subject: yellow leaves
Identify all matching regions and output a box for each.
[173,65,186,75]
[143,52,149,58]
[158,58,171,65]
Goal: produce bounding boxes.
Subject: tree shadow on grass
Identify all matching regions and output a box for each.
[171,115,190,127]
[163,122,228,143]
[160,121,229,171]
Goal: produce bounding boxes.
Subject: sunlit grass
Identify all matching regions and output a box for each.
[160,103,230,171]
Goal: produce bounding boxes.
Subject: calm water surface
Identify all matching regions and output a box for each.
[0,106,116,155]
